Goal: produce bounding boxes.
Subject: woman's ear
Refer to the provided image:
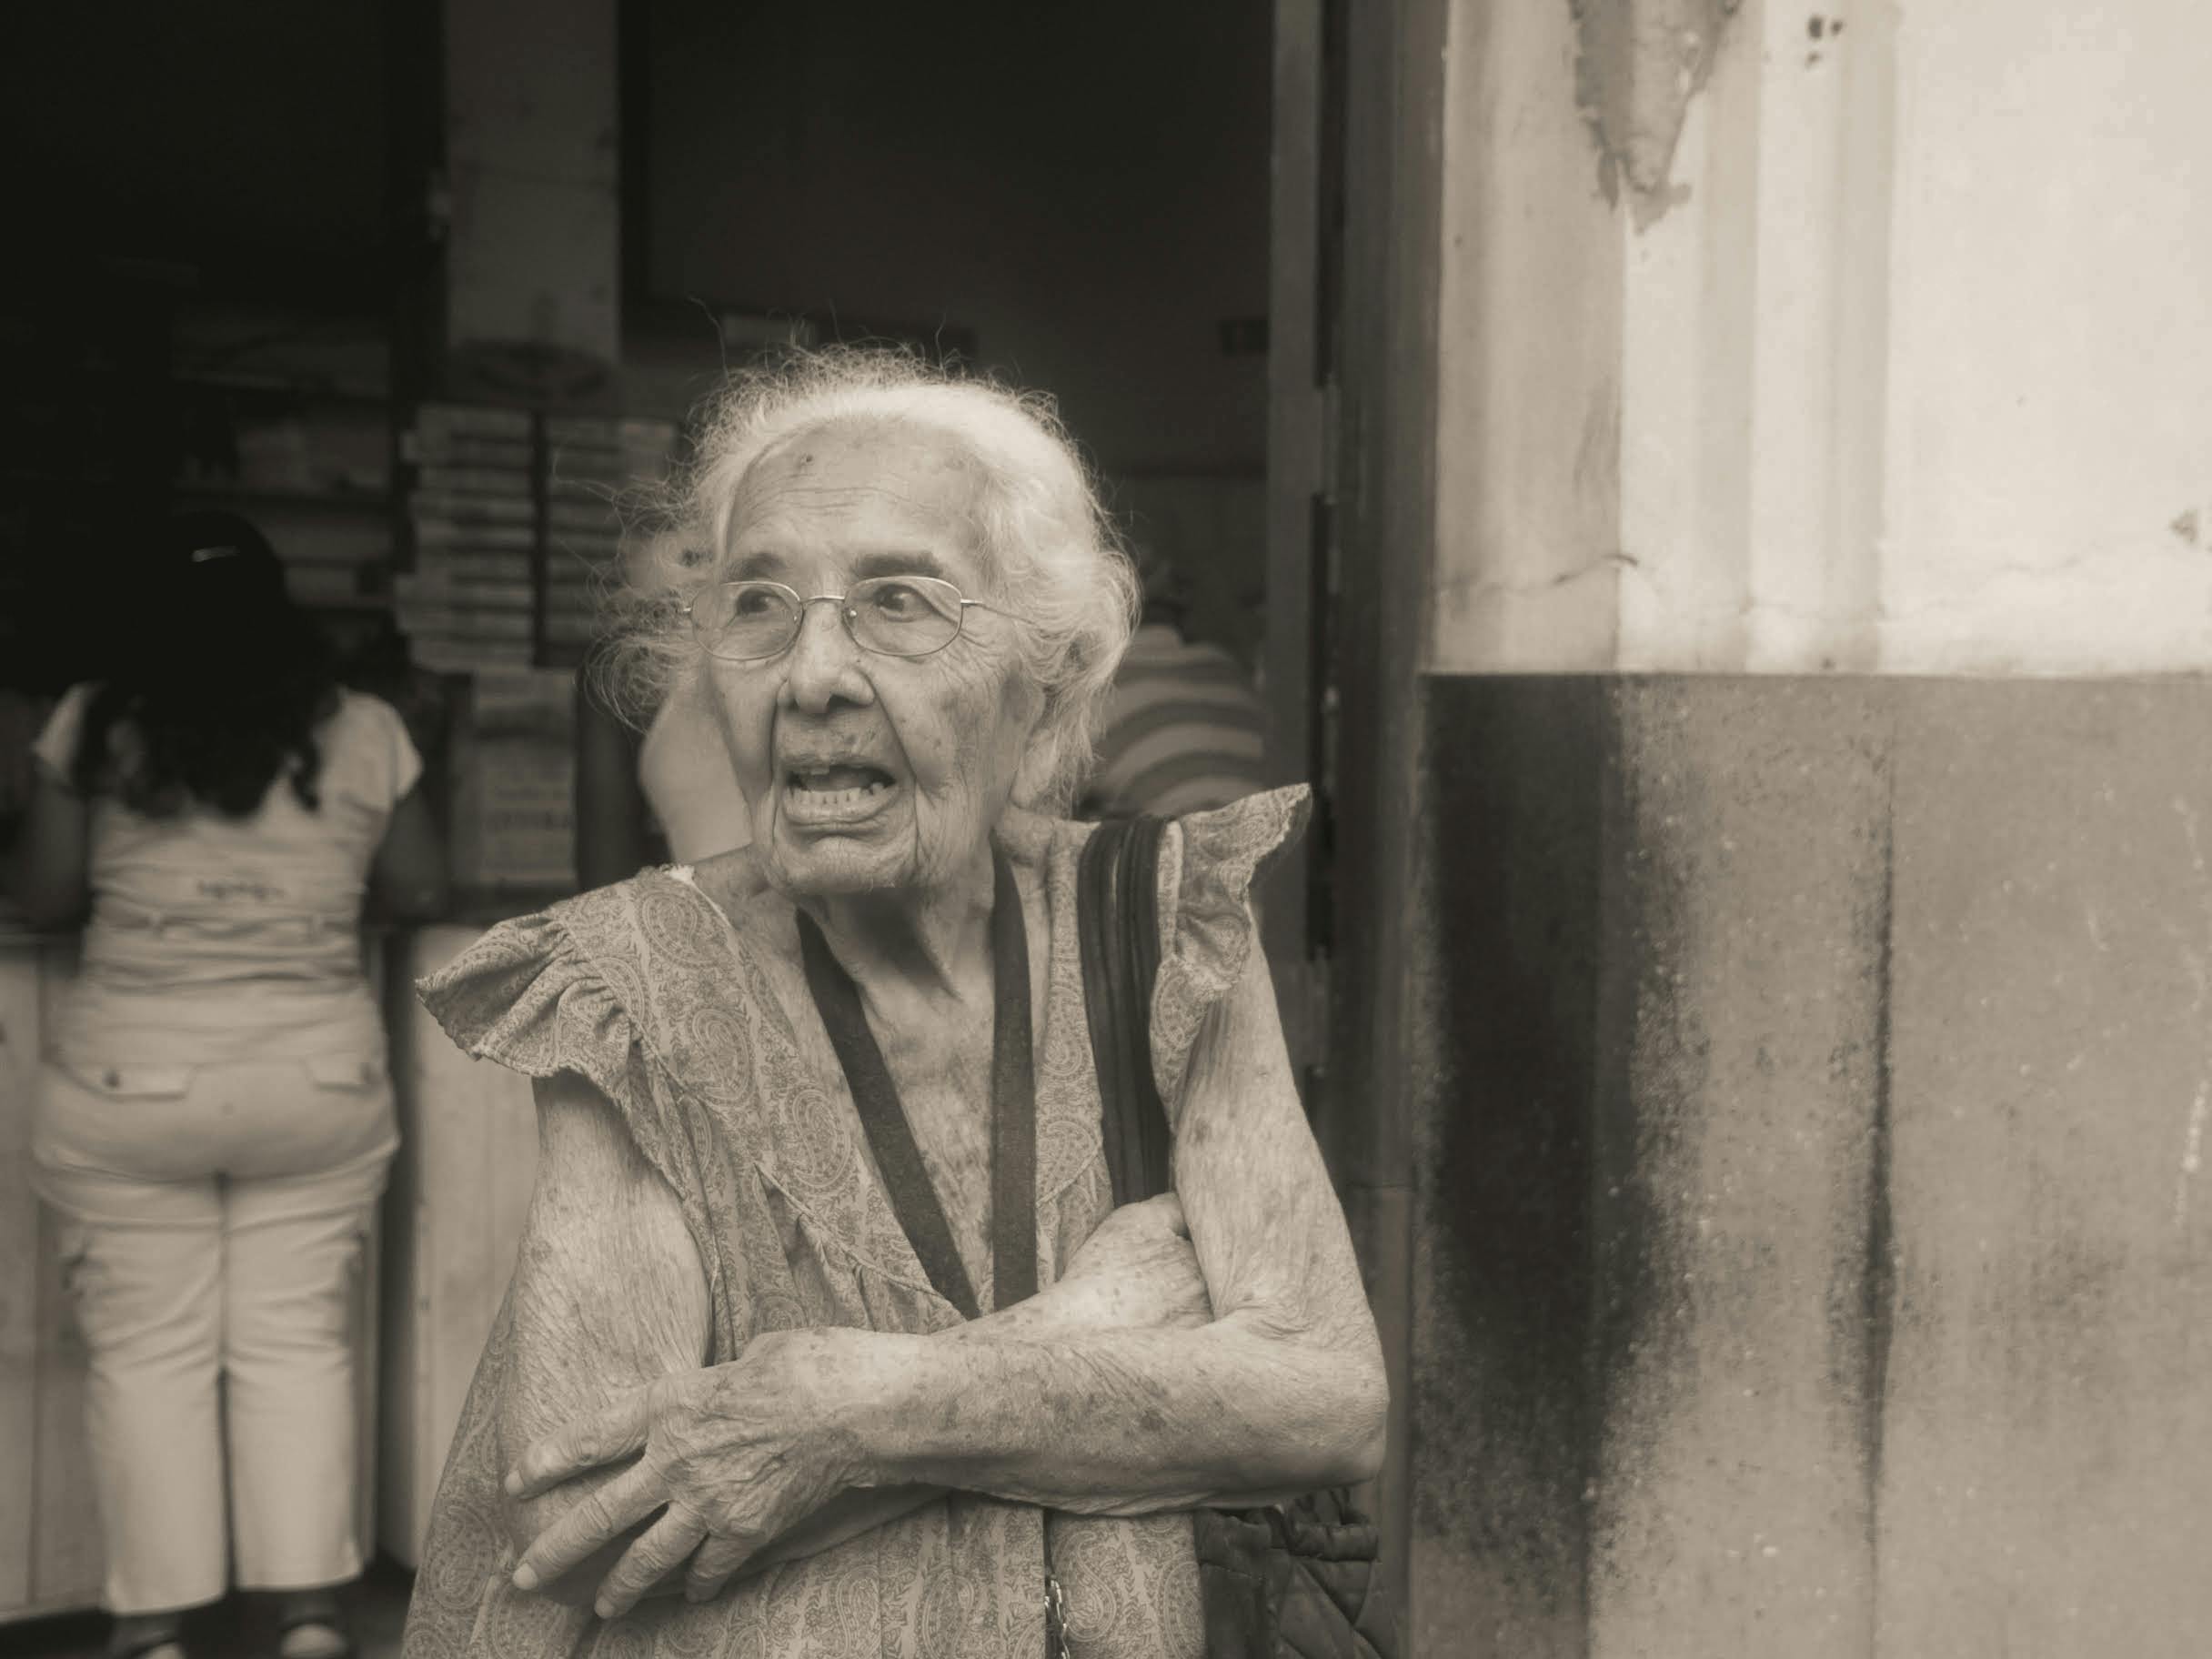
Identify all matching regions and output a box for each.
[671,658,713,716]
[1010,744,1051,809]
[1007,681,1064,809]
[1014,721,1083,813]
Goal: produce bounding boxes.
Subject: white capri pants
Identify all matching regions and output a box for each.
[34,1055,396,1615]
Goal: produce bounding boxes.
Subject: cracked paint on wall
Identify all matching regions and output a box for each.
[1571,0,1744,226]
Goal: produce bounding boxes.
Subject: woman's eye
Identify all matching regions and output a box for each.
[731,587,778,618]
[870,582,923,617]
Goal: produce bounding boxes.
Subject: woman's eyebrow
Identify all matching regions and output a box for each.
[727,549,788,580]
[852,549,950,582]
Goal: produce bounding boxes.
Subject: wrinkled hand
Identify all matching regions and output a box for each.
[506,1329,859,1617]
[1051,1192,1213,1331]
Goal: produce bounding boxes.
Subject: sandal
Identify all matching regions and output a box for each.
[276,1614,353,1659]
[107,1620,187,1659]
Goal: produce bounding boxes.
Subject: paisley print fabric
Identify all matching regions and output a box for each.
[400,786,1311,1659]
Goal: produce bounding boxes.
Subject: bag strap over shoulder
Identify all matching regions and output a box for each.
[1072,810,1399,1659]
[1076,814,1171,1207]
[798,849,1038,1320]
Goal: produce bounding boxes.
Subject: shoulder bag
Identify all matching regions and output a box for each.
[1071,814,1398,1659]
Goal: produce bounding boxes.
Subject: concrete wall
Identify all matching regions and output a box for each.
[445,0,621,370]
[1410,677,2212,1654]
[1428,0,2212,676]
[1379,0,2212,1652]
[1874,0,2212,671]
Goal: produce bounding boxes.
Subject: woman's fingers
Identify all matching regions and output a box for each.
[507,1383,655,1499]
[592,1503,709,1620]
[682,1529,765,1605]
[511,1462,662,1592]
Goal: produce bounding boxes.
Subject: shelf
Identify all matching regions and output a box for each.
[170,372,390,406]
[0,468,147,488]
[171,484,393,513]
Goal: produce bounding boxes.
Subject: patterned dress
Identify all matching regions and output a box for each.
[399,786,1310,1659]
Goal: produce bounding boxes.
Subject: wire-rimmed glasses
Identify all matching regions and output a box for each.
[683,575,1012,663]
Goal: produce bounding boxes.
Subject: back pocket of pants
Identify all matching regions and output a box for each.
[304,1053,387,1091]
[55,1059,195,1100]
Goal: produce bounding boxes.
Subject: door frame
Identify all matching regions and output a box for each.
[1266,0,1448,1633]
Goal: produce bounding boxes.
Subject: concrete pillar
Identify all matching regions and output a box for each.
[1350,0,2212,1652]
[1411,677,1892,1655]
[1411,674,2212,1656]
[374,0,618,1562]
[442,0,620,392]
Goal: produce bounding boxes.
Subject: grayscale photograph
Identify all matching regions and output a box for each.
[0,2,2204,1655]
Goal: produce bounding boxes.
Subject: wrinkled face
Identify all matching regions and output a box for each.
[701,421,1042,899]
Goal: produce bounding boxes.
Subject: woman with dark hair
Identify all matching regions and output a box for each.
[7,511,449,1659]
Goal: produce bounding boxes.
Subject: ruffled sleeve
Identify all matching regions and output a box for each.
[416,906,651,1112]
[1148,783,1312,1107]
[414,889,738,1352]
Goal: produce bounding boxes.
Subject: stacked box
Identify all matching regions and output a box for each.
[395,407,679,671]
[448,667,578,892]
[541,415,678,655]
[395,405,537,671]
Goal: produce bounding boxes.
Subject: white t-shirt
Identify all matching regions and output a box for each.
[35,684,423,1067]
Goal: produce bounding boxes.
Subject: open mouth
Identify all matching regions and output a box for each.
[787,762,896,802]
[780,761,901,824]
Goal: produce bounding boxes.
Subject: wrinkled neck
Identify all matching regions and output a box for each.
[798,847,997,1004]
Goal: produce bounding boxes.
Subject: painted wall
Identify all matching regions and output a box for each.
[1410,676,2212,1655]
[1395,1,2212,1653]
[1876,0,2212,670]
[1428,0,2212,674]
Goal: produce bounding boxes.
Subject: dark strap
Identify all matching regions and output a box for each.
[1072,816,1395,1659]
[988,852,1039,1306]
[1077,816,1171,1206]
[796,851,1036,1319]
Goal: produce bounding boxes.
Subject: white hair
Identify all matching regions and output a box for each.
[598,346,1139,811]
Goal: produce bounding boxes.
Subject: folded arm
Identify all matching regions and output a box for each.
[502,908,1387,1613]
[500,1075,1216,1607]
[830,930,1388,1514]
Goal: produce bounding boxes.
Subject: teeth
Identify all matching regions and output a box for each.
[789,777,892,806]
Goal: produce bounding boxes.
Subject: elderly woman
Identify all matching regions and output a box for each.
[404,349,1386,1659]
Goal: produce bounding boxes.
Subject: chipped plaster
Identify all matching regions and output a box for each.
[1571,0,1745,226]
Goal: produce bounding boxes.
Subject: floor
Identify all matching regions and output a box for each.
[1,1559,414,1659]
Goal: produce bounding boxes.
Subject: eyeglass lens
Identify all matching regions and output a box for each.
[694,576,968,660]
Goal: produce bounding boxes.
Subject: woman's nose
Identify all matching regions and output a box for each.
[781,598,871,711]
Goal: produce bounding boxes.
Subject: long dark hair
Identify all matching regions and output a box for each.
[72,511,341,818]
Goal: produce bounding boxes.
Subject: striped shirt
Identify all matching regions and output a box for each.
[1083,624,1270,819]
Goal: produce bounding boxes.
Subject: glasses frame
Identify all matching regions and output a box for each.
[681,575,1014,664]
